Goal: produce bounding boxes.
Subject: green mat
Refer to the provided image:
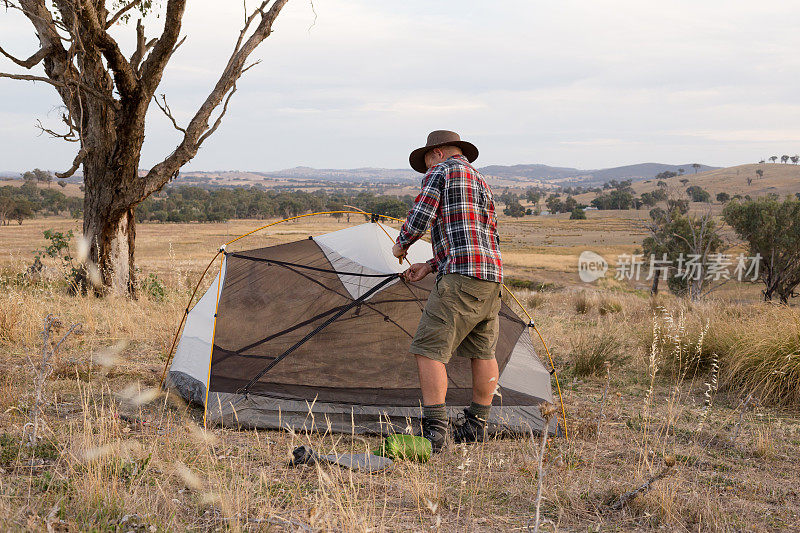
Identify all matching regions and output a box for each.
[374,434,432,463]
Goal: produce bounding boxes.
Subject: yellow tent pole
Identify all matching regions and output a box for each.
[502,285,569,440]
[223,210,405,247]
[203,252,226,429]
[159,250,222,388]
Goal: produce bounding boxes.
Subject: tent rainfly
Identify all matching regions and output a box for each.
[168,221,557,435]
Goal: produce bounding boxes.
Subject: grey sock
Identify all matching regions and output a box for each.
[423,403,448,422]
[468,401,491,421]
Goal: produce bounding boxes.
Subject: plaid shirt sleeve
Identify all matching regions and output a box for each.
[396,166,445,253]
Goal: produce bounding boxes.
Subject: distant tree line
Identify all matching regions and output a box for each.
[765,155,799,164]
[0,180,417,225]
[136,186,414,223]
[20,168,59,188]
[0,181,82,225]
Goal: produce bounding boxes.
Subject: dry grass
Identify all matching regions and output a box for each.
[570,328,627,377]
[526,292,547,309]
[1,218,799,531]
[573,291,593,315]
[644,300,800,407]
[597,294,623,315]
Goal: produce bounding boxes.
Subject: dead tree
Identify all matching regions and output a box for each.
[1,0,290,294]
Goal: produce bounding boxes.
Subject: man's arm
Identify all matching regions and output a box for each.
[395,167,445,250]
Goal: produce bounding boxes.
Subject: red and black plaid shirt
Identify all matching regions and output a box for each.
[396,154,503,283]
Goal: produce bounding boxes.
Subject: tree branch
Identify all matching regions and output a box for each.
[35,118,79,142]
[77,0,137,97]
[139,0,188,94]
[105,0,142,28]
[137,0,289,201]
[55,147,88,178]
[130,19,157,75]
[154,93,186,133]
[0,44,50,69]
[197,83,236,144]
[0,71,115,103]
[172,35,187,55]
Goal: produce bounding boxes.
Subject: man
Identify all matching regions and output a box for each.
[391,130,503,452]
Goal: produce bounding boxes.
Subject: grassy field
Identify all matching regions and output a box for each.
[1,213,799,531]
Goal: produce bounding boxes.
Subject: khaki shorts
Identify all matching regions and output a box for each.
[409,273,502,364]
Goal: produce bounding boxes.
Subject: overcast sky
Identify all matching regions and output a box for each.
[2,0,800,172]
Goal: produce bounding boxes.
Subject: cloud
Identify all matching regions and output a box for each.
[560,139,640,147]
[676,130,800,143]
[1,0,800,171]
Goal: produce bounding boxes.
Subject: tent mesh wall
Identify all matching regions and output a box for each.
[210,238,535,407]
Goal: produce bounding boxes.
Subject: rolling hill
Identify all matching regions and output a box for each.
[173,161,720,188]
[570,163,800,206]
[480,162,717,184]
[3,161,725,190]
[633,163,800,197]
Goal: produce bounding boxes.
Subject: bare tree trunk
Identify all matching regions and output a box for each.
[84,201,137,295]
[650,275,659,295]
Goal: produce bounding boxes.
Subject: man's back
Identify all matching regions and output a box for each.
[398,154,503,283]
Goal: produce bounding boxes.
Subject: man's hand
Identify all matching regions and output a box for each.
[392,243,407,263]
[403,262,433,282]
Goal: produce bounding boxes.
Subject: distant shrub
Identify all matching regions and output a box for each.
[571,330,627,377]
[141,273,166,301]
[686,185,711,203]
[598,295,623,315]
[570,208,586,220]
[723,196,800,303]
[503,200,526,218]
[574,291,593,314]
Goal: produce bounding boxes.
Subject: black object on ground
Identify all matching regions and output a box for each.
[419,417,448,452]
[453,408,489,444]
[288,445,393,473]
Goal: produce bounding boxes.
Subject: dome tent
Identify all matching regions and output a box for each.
[167,218,559,436]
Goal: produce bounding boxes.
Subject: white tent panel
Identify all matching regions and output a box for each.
[314,243,390,299]
[314,223,431,273]
[314,223,432,299]
[498,331,553,402]
[171,259,227,389]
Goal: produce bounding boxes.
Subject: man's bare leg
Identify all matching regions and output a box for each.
[451,357,499,443]
[415,354,448,404]
[414,354,449,451]
[471,357,499,406]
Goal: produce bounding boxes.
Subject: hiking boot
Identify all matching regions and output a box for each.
[419,417,448,453]
[453,408,489,444]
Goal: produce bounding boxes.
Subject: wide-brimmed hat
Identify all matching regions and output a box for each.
[408,130,479,173]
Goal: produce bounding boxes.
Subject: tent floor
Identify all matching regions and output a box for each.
[169,371,558,436]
